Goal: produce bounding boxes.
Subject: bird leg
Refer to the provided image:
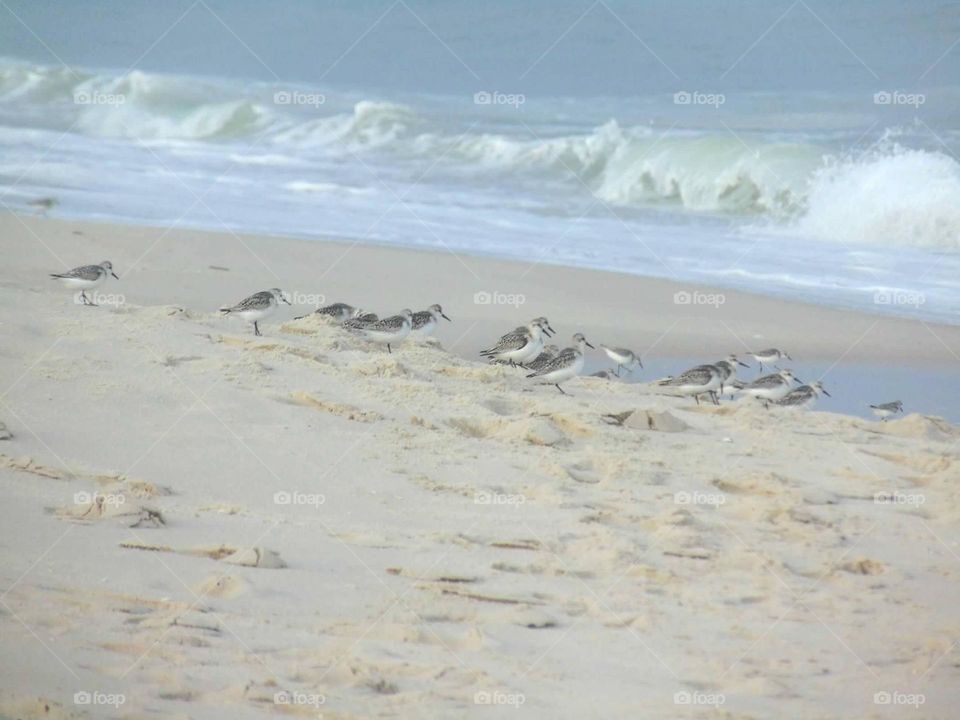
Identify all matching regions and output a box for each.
[555,384,568,395]
[254,321,261,336]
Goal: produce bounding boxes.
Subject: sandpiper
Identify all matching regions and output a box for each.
[526,333,595,395]
[481,320,549,366]
[296,302,355,321]
[525,344,560,372]
[658,364,723,405]
[740,369,802,405]
[870,400,904,421]
[775,381,830,408]
[220,288,290,336]
[599,345,642,377]
[50,260,119,305]
[410,304,451,338]
[713,354,751,397]
[747,348,792,372]
[348,309,413,353]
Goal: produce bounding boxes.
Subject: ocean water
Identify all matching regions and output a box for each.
[1,0,959,322]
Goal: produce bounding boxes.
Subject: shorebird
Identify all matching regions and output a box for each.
[50,260,119,305]
[599,345,642,377]
[296,302,355,321]
[525,344,560,372]
[220,288,290,336]
[410,304,451,338]
[747,348,792,372]
[348,309,413,353]
[774,381,830,408]
[481,320,549,366]
[870,400,904,421]
[713,354,751,396]
[28,197,58,216]
[740,369,802,405]
[658,364,723,405]
[526,333,595,395]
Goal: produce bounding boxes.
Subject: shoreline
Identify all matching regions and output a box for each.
[5,212,959,367]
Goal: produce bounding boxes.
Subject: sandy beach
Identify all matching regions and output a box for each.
[0,213,958,718]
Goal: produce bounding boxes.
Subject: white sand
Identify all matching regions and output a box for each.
[1,214,959,718]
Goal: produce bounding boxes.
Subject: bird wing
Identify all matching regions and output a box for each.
[51,264,102,280]
[228,291,273,312]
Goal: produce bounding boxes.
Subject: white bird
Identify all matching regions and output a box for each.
[481,319,549,366]
[50,260,119,305]
[870,400,903,421]
[526,333,595,395]
[599,345,642,377]
[296,302,356,321]
[747,348,792,372]
[712,354,751,398]
[774,381,830,408]
[348,309,413,353]
[410,304,451,338]
[658,364,723,405]
[220,288,291,336]
[740,369,802,404]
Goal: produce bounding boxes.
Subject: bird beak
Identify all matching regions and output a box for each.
[786,354,793,361]
[547,325,556,336]
[585,341,596,349]
[638,359,644,369]
[441,313,451,321]
[282,296,292,305]
[111,272,120,279]
[737,361,749,368]
[823,389,831,397]
[794,377,804,384]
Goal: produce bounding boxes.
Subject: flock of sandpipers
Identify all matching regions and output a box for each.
[49,263,906,418]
